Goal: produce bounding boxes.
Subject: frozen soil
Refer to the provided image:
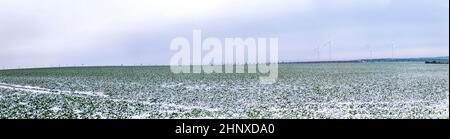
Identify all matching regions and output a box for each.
[0,62,448,119]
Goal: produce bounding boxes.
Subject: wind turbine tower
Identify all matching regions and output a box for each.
[329,40,333,60]
[391,41,396,59]
[323,40,333,61]
[316,42,321,60]
[367,44,373,59]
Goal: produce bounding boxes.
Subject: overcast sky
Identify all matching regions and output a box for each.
[0,0,448,68]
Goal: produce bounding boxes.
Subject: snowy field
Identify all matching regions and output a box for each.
[0,62,448,119]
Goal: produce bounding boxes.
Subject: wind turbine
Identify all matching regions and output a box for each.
[325,33,334,61]
[318,33,334,61]
[322,40,333,61]
[367,44,373,59]
[316,42,321,60]
[391,41,396,60]
[328,40,333,60]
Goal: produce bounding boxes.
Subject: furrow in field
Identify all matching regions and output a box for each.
[0,82,108,97]
[0,82,221,113]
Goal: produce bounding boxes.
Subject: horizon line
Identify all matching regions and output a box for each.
[1,55,448,71]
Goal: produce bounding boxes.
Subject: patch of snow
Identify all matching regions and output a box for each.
[161,103,220,112]
[50,106,61,112]
[73,109,83,114]
[73,91,109,97]
[130,113,152,119]
[18,102,28,105]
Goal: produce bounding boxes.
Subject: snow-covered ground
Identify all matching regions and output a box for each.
[0,62,448,119]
